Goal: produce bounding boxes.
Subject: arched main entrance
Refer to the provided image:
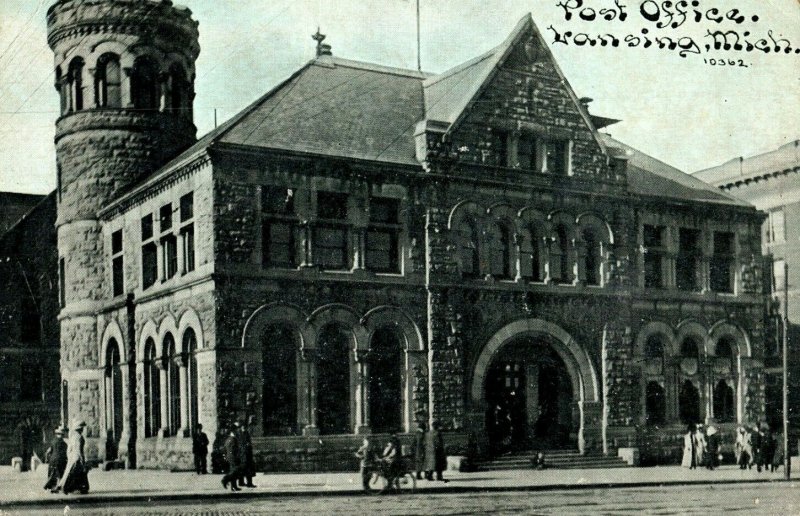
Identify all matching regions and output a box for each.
[472,319,599,455]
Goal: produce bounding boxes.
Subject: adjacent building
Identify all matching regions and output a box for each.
[695,140,800,431]
[16,0,775,471]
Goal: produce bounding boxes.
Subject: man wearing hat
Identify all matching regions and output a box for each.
[43,425,68,491]
[238,418,256,488]
[221,424,242,492]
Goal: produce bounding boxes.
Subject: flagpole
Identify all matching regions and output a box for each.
[783,261,790,480]
[416,0,421,72]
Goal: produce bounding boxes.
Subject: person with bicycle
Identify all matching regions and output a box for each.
[380,434,402,493]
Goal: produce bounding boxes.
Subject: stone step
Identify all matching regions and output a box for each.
[475,450,630,471]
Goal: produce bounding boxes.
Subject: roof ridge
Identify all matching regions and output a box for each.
[326,57,429,79]
[423,48,498,87]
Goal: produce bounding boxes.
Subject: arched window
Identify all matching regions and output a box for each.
[457,218,481,279]
[715,337,734,359]
[67,57,85,111]
[183,329,199,431]
[645,381,666,426]
[105,339,123,444]
[163,333,180,436]
[680,337,700,359]
[95,53,121,108]
[369,328,404,434]
[520,226,543,282]
[316,324,352,435]
[55,66,67,115]
[550,224,571,284]
[713,379,735,423]
[262,324,299,436]
[143,338,161,438]
[131,56,160,110]
[644,335,666,374]
[679,380,700,424]
[582,228,602,286]
[168,64,188,113]
[488,221,512,279]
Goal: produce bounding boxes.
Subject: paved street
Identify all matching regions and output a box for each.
[3,482,800,515]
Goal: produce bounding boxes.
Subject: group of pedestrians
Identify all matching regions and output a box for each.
[734,423,785,472]
[43,420,90,495]
[682,422,785,471]
[219,420,256,491]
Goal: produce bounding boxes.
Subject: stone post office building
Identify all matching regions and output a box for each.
[45,0,771,470]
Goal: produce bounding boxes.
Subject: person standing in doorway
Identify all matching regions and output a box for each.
[414,422,426,480]
[43,425,68,491]
[221,427,241,492]
[192,423,209,475]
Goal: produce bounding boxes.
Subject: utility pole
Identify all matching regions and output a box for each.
[416,0,421,72]
[783,261,790,479]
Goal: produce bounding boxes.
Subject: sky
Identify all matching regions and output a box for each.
[0,0,797,195]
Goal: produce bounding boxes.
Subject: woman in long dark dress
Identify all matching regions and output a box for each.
[43,426,68,490]
[56,420,89,494]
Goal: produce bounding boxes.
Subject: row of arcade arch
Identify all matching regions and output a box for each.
[242,303,426,437]
[100,310,205,459]
[56,49,193,116]
[636,320,750,427]
[449,202,614,286]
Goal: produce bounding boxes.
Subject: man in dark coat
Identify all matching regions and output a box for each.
[238,419,256,488]
[751,424,763,472]
[705,425,720,470]
[414,422,426,480]
[43,426,68,490]
[220,428,241,492]
[192,423,209,475]
[424,421,448,482]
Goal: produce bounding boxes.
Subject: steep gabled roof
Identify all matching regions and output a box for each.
[423,14,606,153]
[602,134,752,208]
[0,191,46,237]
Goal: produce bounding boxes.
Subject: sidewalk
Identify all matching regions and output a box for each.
[1,464,795,508]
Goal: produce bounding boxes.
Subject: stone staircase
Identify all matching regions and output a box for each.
[474,450,630,471]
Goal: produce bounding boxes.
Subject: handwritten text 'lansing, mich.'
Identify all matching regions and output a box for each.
[547,0,800,58]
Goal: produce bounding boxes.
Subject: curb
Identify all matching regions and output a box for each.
[1,476,793,509]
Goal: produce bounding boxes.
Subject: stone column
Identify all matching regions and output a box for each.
[355,351,370,434]
[301,349,319,436]
[157,359,169,437]
[176,354,190,437]
[118,363,131,458]
[122,67,133,108]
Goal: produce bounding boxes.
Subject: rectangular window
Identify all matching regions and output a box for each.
[59,258,66,308]
[141,214,153,241]
[492,130,509,166]
[181,224,195,273]
[159,204,172,232]
[366,198,400,273]
[20,295,40,344]
[142,242,157,289]
[677,228,701,291]
[517,136,537,171]
[544,140,569,175]
[262,186,295,215]
[162,234,178,280]
[19,363,42,402]
[180,193,194,222]
[263,221,295,268]
[317,192,348,220]
[774,259,786,293]
[769,210,785,244]
[314,225,348,270]
[643,225,665,289]
[710,231,735,293]
[111,229,124,297]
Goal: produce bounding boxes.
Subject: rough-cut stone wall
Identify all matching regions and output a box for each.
[602,325,637,427]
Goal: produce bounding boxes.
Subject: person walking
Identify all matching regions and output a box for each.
[238,419,256,488]
[355,437,375,491]
[694,424,707,468]
[192,423,209,475]
[221,427,241,492]
[759,424,773,472]
[43,425,68,491]
[735,426,752,469]
[681,423,697,469]
[751,424,763,472]
[414,422,426,480]
[56,420,89,494]
[425,421,448,482]
[771,429,785,473]
[705,425,720,470]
